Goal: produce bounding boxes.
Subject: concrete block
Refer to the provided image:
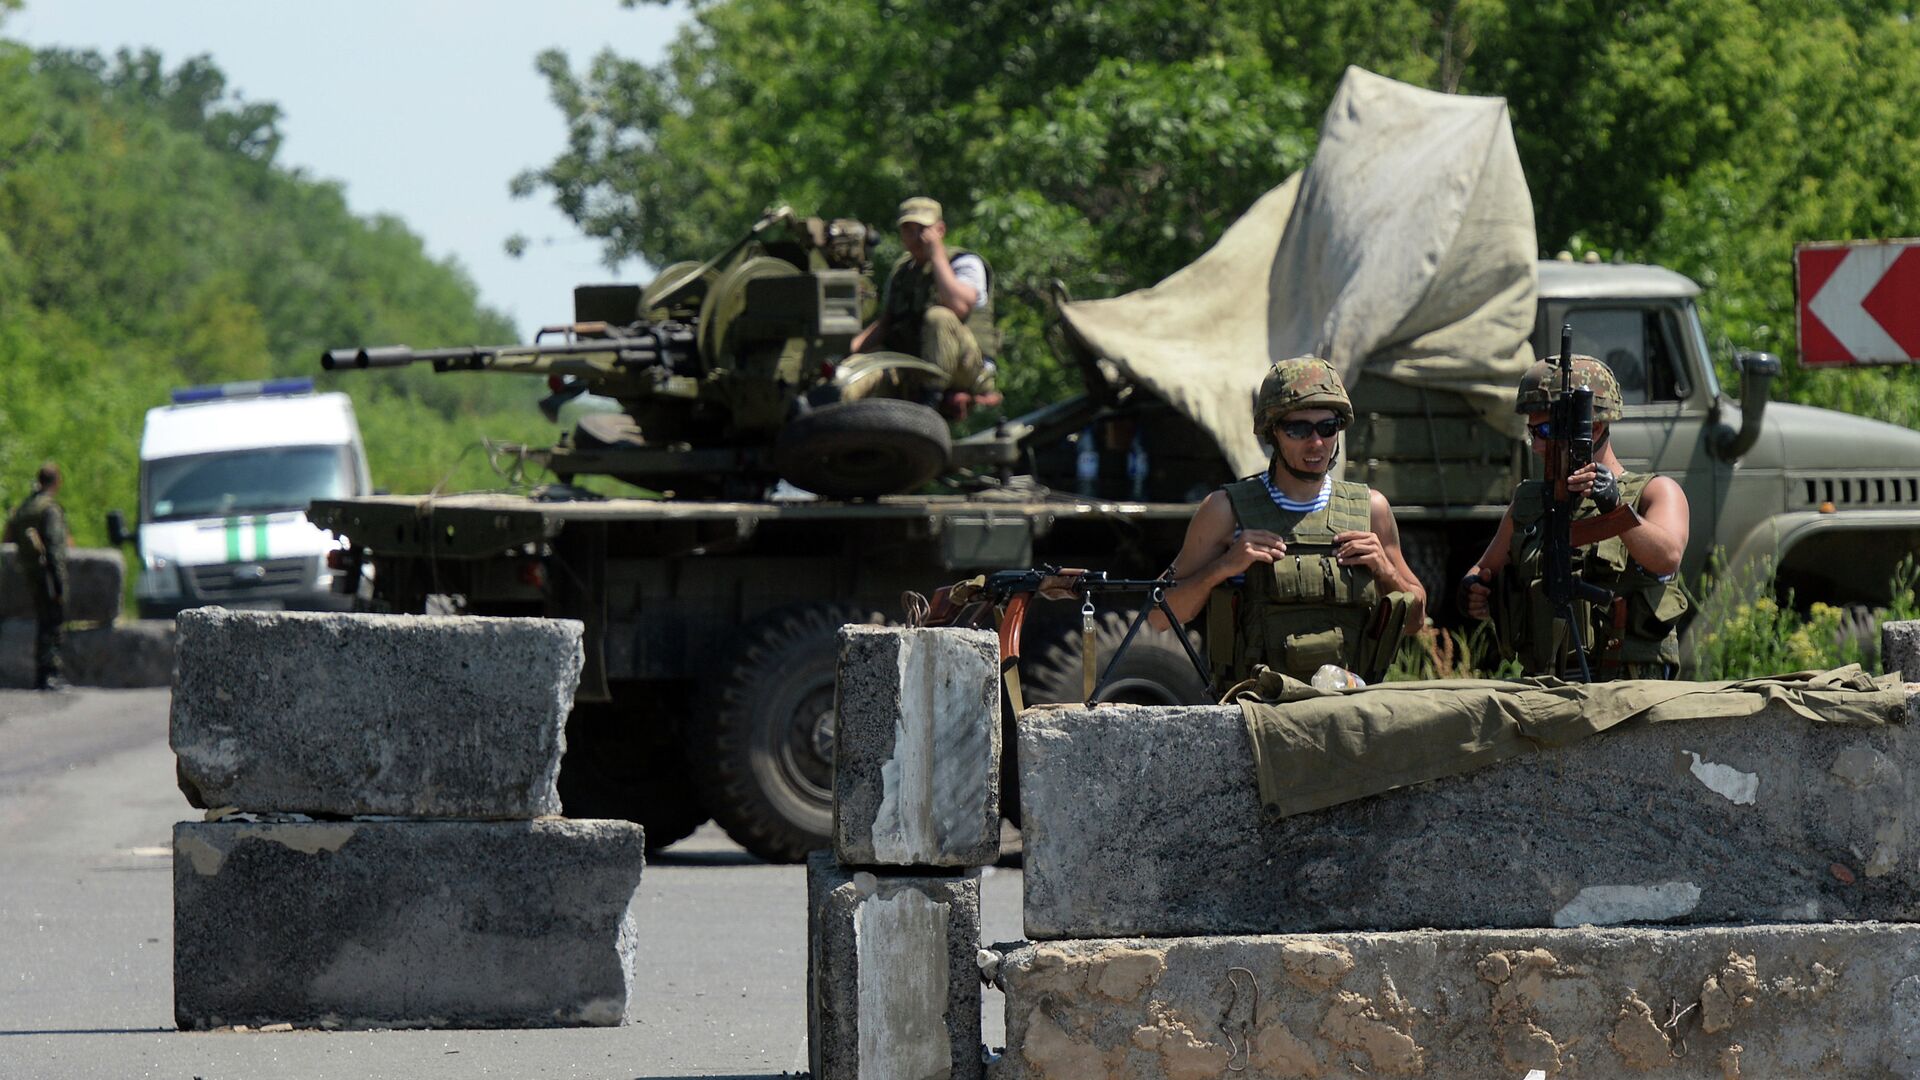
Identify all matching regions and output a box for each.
[171,608,581,817]
[173,819,645,1030]
[834,625,1001,868]
[1887,619,1920,680]
[0,618,174,688]
[0,545,123,624]
[1020,700,1920,938]
[994,923,1920,1079]
[807,851,983,1080]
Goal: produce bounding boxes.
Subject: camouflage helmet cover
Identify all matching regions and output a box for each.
[1254,356,1352,441]
[1515,354,1623,421]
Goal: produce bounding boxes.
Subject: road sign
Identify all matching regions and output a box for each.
[1796,239,1920,366]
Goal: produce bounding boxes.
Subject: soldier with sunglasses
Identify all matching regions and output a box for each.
[1156,356,1425,686]
[1460,355,1691,678]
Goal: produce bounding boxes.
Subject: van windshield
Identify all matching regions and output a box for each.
[145,446,354,522]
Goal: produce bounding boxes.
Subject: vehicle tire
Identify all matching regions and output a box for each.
[1020,610,1212,706]
[694,603,887,863]
[556,698,711,853]
[773,399,952,499]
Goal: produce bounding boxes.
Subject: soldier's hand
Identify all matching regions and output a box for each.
[1223,529,1287,574]
[1459,572,1492,620]
[1333,530,1389,576]
[1567,462,1621,512]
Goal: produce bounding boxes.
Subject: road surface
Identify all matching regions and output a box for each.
[0,688,1022,1079]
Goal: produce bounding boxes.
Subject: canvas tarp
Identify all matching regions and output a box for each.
[1058,66,1539,477]
[1235,666,1912,818]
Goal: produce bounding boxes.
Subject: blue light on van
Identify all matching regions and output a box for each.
[170,377,315,405]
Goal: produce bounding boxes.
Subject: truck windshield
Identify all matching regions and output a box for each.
[145,446,353,522]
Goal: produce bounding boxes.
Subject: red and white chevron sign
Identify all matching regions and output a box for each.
[1796,239,1920,366]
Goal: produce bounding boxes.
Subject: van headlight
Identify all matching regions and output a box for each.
[140,556,182,600]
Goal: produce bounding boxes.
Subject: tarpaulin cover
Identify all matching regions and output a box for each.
[1057,67,1539,476]
[1235,666,1911,818]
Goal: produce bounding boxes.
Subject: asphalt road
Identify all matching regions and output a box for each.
[0,688,1023,1079]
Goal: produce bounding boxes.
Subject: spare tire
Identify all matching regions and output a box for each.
[774,399,952,498]
[1021,611,1212,706]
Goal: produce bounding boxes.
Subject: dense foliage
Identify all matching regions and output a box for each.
[0,41,551,545]
[522,0,1920,420]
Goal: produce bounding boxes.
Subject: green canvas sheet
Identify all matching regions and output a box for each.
[1236,666,1911,818]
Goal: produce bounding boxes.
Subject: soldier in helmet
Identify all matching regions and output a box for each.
[846,196,1001,417]
[1460,355,1691,678]
[5,462,70,691]
[1155,357,1426,685]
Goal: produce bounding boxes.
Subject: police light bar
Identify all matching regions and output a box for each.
[170,377,315,405]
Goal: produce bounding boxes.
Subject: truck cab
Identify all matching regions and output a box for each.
[115,379,372,618]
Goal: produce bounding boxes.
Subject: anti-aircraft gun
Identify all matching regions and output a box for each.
[321,207,965,499]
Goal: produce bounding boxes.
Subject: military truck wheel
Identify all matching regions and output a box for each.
[696,603,887,863]
[1021,611,1212,706]
[773,400,952,499]
[557,698,711,853]
[1399,527,1451,618]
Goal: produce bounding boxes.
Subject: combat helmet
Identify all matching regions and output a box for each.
[1254,356,1352,442]
[1515,355,1623,421]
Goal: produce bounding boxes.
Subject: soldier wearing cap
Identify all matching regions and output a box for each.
[1460,354,1691,678]
[5,462,70,691]
[1155,357,1426,686]
[847,196,1000,414]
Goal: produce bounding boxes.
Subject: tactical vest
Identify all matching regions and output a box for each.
[1497,471,1690,678]
[1210,476,1409,684]
[881,249,1001,356]
[4,490,66,588]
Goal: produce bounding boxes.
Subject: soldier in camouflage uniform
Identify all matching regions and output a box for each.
[1156,357,1426,685]
[846,196,1001,417]
[1461,355,1692,679]
[5,462,69,691]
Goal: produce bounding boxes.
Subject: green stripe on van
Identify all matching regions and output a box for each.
[254,517,270,560]
[225,518,241,562]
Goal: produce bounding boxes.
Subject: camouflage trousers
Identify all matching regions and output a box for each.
[24,576,64,687]
[846,306,991,401]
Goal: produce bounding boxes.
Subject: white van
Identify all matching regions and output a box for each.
[110,378,372,618]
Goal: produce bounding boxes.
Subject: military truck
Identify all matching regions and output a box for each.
[306,252,1920,863]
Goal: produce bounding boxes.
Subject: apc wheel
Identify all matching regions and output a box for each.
[774,399,952,499]
[695,603,886,863]
[557,698,711,853]
[1021,611,1212,706]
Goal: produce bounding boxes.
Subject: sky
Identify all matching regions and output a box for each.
[7,0,688,340]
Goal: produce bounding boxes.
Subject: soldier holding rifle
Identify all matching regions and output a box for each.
[6,462,70,691]
[1460,351,1691,679]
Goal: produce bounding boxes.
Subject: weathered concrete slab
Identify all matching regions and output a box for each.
[993,923,1920,1079]
[173,819,645,1030]
[1020,700,1920,938]
[807,852,983,1080]
[835,625,1001,868]
[1888,619,1920,681]
[171,609,581,817]
[0,545,123,624]
[0,618,174,688]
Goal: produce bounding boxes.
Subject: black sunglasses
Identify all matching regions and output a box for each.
[1278,417,1346,440]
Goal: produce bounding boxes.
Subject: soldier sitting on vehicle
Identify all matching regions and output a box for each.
[1459,355,1692,679]
[1153,356,1426,686]
[845,196,1002,419]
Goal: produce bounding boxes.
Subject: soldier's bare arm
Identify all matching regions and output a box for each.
[1152,491,1286,628]
[849,311,888,353]
[1462,510,1517,619]
[1619,475,1689,576]
[923,224,978,318]
[1334,490,1426,631]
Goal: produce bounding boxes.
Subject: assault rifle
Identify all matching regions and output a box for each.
[1541,324,1615,681]
[922,565,1211,707]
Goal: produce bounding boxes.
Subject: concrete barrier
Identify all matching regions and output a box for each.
[834,625,1001,868]
[173,819,645,1030]
[993,923,1920,1078]
[1019,698,1920,938]
[1887,619,1920,681]
[0,545,123,624]
[807,852,982,1080]
[0,618,174,688]
[171,609,581,817]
